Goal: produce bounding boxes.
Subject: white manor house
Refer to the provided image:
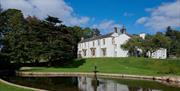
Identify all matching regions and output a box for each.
[77,27,167,59]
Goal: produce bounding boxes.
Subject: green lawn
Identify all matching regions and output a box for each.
[21,57,180,76]
[0,81,33,91]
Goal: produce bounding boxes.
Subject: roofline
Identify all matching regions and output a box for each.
[79,33,131,43]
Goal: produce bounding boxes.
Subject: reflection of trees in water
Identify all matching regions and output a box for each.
[7,77,180,91]
[47,77,78,86]
[128,86,140,91]
[142,88,153,91]
[7,77,81,91]
[128,86,153,91]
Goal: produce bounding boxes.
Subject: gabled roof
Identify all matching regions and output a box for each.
[79,32,113,43]
[79,32,132,43]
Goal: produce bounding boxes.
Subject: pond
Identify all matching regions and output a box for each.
[2,76,180,91]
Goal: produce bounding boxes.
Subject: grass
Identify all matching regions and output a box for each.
[21,57,180,76]
[0,81,33,91]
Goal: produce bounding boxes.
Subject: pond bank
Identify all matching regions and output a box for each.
[0,78,47,91]
[16,71,180,87]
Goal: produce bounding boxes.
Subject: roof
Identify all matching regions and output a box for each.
[79,32,113,43]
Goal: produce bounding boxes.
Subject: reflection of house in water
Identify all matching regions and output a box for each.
[77,77,161,91]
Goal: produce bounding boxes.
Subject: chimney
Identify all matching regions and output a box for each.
[120,26,126,34]
[114,27,118,33]
[81,37,84,41]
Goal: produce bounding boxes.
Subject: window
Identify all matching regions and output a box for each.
[78,51,82,58]
[83,49,87,56]
[101,48,106,56]
[103,39,105,45]
[98,40,100,45]
[91,48,96,56]
[93,41,95,46]
[112,37,115,44]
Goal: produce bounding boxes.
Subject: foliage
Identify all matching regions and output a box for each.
[83,27,94,38]
[121,36,143,56]
[165,26,180,57]
[122,32,172,57]
[92,28,101,36]
[45,15,62,24]
[0,9,93,66]
[143,33,171,53]
[0,9,29,63]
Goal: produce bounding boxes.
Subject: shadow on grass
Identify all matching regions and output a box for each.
[54,58,86,68]
[19,58,86,69]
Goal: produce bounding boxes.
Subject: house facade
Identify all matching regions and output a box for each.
[77,27,131,58]
[77,27,167,59]
[147,48,167,59]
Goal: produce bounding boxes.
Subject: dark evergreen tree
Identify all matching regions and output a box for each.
[92,28,101,36]
[165,26,180,57]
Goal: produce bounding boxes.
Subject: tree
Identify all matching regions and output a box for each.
[165,26,180,57]
[122,33,171,58]
[26,16,74,66]
[45,15,62,25]
[142,33,171,57]
[83,27,93,38]
[92,28,101,37]
[0,9,29,63]
[0,9,76,66]
[0,9,26,33]
[121,36,143,57]
[0,8,92,68]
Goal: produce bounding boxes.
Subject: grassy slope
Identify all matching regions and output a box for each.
[0,81,33,91]
[21,57,180,76]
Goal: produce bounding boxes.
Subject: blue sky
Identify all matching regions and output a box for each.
[1,0,180,34]
[65,0,179,34]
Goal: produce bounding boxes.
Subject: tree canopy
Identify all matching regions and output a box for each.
[165,26,180,57]
[0,9,94,66]
[122,31,172,57]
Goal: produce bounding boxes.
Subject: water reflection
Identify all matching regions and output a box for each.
[78,77,161,91]
[2,76,180,91]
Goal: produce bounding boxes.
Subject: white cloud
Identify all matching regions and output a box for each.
[0,0,123,32]
[0,0,90,26]
[136,17,148,24]
[136,0,180,30]
[92,20,122,33]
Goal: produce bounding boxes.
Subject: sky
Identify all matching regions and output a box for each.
[0,0,180,34]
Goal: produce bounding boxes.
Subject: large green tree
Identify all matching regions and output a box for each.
[166,26,180,57]
[0,9,29,63]
[66,26,94,58]
[122,33,171,58]
[0,9,96,67]
[142,33,171,57]
[121,36,143,56]
[0,9,78,66]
